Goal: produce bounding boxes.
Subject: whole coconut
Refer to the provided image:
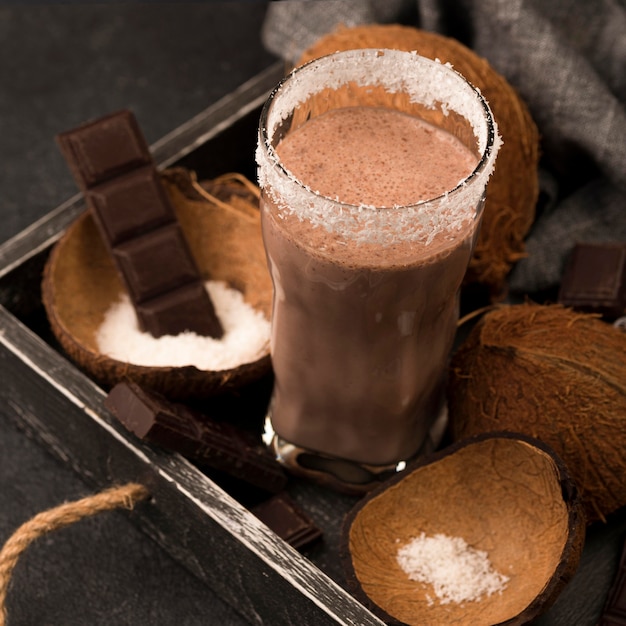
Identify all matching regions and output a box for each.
[298,24,540,299]
[448,303,626,523]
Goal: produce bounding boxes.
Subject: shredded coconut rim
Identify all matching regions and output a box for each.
[256,49,501,245]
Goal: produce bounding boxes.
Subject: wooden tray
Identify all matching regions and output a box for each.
[0,62,385,626]
[2,62,625,626]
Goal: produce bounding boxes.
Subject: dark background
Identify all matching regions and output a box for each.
[1,3,625,625]
[0,4,275,624]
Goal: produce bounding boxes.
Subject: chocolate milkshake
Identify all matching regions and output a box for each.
[257,50,500,474]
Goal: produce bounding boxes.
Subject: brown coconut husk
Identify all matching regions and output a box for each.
[41,169,273,400]
[342,433,584,626]
[297,24,540,299]
[448,303,626,523]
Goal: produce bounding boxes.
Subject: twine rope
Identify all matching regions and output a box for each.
[188,171,261,224]
[0,483,149,626]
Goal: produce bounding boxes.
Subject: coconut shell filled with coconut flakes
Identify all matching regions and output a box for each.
[42,169,273,400]
[341,433,584,626]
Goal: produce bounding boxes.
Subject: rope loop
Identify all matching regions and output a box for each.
[0,483,150,626]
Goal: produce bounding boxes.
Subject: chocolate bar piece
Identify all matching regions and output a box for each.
[112,223,201,303]
[137,282,224,338]
[251,492,322,550]
[87,166,175,245]
[599,537,626,626]
[105,381,287,494]
[558,242,626,320]
[56,110,151,189]
[57,110,223,338]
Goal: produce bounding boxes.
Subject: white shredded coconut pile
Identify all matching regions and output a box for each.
[396,532,509,605]
[95,280,270,370]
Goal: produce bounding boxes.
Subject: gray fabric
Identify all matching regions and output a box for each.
[262,0,626,294]
[261,0,412,62]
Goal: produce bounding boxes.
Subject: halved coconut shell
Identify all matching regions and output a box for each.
[41,169,273,400]
[342,433,585,626]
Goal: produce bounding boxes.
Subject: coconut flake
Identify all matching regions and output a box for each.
[396,532,509,605]
[95,280,270,370]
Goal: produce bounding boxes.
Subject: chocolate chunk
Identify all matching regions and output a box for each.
[57,110,223,338]
[57,110,152,189]
[137,282,223,339]
[558,242,626,320]
[86,166,175,246]
[105,381,287,494]
[251,492,322,550]
[112,224,202,303]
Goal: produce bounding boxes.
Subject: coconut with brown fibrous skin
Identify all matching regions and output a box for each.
[447,303,626,523]
[297,23,540,300]
[41,168,273,401]
[341,433,585,626]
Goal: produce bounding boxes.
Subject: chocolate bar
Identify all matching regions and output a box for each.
[105,381,287,494]
[558,242,626,320]
[57,110,223,338]
[251,492,322,550]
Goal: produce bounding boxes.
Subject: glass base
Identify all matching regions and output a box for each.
[263,405,448,495]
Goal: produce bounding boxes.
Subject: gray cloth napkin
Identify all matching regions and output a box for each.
[261,0,626,294]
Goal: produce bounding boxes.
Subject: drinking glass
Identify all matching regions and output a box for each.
[256,49,500,492]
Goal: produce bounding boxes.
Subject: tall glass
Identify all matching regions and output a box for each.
[256,49,500,492]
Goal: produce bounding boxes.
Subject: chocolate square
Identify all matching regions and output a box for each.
[137,281,222,337]
[112,223,200,303]
[251,493,322,550]
[57,110,152,189]
[558,242,626,319]
[87,166,176,246]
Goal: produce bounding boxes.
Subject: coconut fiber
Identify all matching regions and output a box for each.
[448,303,626,523]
